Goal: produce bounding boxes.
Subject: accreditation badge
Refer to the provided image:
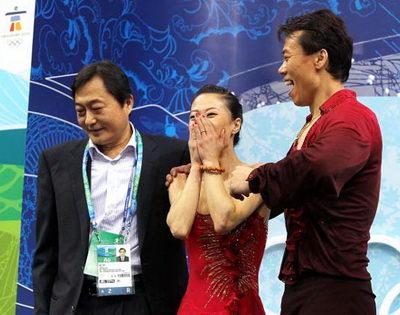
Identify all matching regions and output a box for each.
[83,230,124,277]
[96,244,134,296]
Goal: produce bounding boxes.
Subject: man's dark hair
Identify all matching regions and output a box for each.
[71,60,132,105]
[119,248,126,253]
[277,9,353,82]
[192,84,243,146]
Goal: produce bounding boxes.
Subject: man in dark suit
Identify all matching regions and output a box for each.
[33,61,189,315]
[116,248,129,262]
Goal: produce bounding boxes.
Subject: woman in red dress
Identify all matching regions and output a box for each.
[167,85,269,315]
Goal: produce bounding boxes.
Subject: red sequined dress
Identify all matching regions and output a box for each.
[178,211,267,315]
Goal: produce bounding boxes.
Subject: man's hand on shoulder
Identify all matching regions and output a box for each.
[165,163,191,187]
[229,165,255,200]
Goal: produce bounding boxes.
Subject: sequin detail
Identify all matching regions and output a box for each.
[196,212,267,311]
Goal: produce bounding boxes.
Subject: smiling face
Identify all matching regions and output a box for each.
[278,31,320,107]
[74,76,133,149]
[190,93,241,146]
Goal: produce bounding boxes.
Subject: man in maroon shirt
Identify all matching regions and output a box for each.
[230,9,381,315]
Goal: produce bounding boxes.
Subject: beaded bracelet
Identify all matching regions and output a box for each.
[200,165,225,174]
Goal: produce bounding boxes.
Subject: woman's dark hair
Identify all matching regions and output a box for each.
[278,9,353,82]
[192,84,243,146]
[71,60,132,105]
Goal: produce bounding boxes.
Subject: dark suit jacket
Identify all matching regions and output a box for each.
[33,133,189,315]
[116,255,129,262]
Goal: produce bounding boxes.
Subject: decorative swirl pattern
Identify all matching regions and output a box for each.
[14,1,400,313]
[349,0,377,17]
[172,1,277,44]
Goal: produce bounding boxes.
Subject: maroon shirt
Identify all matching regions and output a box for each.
[248,89,382,284]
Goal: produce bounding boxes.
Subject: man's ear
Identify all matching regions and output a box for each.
[315,49,329,70]
[127,94,134,109]
[126,94,134,115]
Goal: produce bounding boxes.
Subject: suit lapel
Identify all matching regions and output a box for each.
[68,140,90,252]
[136,133,157,251]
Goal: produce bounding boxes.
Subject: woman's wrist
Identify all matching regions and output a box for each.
[201,159,220,168]
[190,163,202,171]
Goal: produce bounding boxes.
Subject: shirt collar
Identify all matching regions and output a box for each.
[88,122,137,161]
[306,89,356,122]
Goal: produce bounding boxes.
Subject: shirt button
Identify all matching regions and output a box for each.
[71,306,76,312]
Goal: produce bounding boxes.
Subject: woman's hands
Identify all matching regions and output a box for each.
[189,120,202,166]
[192,114,228,167]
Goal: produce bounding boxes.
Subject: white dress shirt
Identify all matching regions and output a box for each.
[88,124,141,274]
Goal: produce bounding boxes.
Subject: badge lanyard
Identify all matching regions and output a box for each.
[82,130,143,243]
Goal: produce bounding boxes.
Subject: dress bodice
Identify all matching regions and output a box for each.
[178,211,267,315]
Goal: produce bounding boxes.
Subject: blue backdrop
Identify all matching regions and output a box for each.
[17,1,400,314]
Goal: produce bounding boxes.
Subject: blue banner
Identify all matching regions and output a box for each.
[18,1,400,314]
